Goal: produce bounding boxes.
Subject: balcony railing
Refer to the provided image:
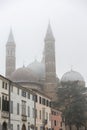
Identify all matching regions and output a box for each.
[21,115,27,121]
[1,111,9,118]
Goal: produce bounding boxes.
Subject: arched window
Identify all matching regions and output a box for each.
[2,122,7,130]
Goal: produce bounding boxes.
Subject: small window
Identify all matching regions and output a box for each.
[5,96,7,100]
[42,98,45,105]
[35,95,38,102]
[2,82,4,88]
[22,90,26,97]
[17,125,20,130]
[46,100,48,106]
[5,83,7,89]
[49,101,51,107]
[54,120,56,126]
[28,93,30,99]
[2,95,4,100]
[39,97,41,104]
[17,88,19,95]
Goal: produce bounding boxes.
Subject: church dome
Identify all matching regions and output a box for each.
[61,70,84,82]
[10,67,38,83]
[27,60,45,80]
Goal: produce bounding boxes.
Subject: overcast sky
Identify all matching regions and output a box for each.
[0,0,87,84]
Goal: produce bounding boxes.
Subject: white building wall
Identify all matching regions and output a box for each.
[0,75,35,130]
[11,85,35,130]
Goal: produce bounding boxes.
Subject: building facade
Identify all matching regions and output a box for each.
[0,75,35,130]
[33,90,51,130]
[51,108,62,130]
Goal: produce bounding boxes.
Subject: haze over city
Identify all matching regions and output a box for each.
[0,0,87,84]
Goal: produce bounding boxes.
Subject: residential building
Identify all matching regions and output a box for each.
[0,75,35,130]
[33,89,52,130]
[51,108,62,130]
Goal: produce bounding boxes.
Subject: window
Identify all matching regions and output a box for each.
[17,88,19,95]
[17,103,19,115]
[42,98,45,105]
[46,100,48,106]
[35,95,38,102]
[11,101,13,113]
[39,110,41,119]
[5,96,7,100]
[49,101,51,107]
[2,96,9,112]
[5,83,7,89]
[54,120,56,126]
[22,90,26,97]
[17,125,20,130]
[28,92,30,99]
[22,101,26,115]
[2,82,4,88]
[28,106,30,117]
[39,97,41,104]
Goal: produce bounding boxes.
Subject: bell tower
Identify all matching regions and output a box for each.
[6,29,16,78]
[44,23,57,100]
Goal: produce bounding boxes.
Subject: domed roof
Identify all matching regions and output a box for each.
[27,60,45,80]
[10,66,38,82]
[61,70,84,82]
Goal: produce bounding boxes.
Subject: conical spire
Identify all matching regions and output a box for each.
[7,29,15,44]
[45,22,55,41]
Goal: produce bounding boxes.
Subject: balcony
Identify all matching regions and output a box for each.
[1,111,9,118]
[21,115,27,121]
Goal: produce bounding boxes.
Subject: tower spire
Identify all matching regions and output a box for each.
[45,22,55,41]
[6,29,16,78]
[44,23,57,100]
[7,28,15,44]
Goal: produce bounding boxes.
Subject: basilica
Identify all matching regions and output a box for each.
[5,23,85,101]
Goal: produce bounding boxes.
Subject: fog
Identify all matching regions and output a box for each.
[0,0,87,84]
